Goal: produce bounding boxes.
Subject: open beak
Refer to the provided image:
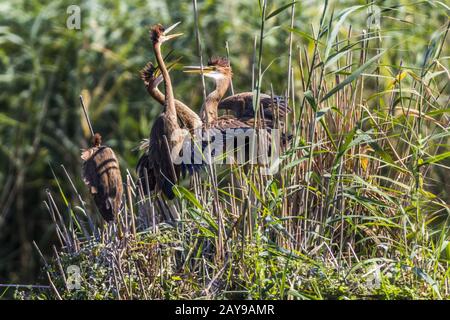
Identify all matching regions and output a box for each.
[163,21,183,41]
[183,65,215,74]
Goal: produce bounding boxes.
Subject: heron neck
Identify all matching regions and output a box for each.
[153,42,177,120]
[149,84,202,132]
[147,84,164,104]
[202,76,230,124]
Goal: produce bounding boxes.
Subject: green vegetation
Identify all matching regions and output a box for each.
[1,0,449,299]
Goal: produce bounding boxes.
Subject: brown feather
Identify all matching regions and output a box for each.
[208,56,230,68]
[136,25,195,200]
[81,144,123,222]
[137,116,181,199]
[205,57,291,128]
[218,92,291,125]
[207,115,250,131]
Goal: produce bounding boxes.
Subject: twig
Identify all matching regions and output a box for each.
[126,175,137,237]
[192,0,208,105]
[225,41,234,95]
[79,94,95,138]
[33,241,63,300]
[286,2,296,104]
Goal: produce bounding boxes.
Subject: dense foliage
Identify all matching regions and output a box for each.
[0,0,449,299]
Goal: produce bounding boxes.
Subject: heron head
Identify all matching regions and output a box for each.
[140,62,163,88]
[150,22,183,45]
[183,56,232,80]
[92,133,102,147]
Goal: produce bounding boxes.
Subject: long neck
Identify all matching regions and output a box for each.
[201,77,230,124]
[146,83,164,105]
[153,42,177,122]
[148,84,202,132]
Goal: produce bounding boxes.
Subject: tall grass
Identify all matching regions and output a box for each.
[1,0,449,299]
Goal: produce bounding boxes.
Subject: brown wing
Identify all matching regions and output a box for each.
[136,144,156,195]
[208,115,251,131]
[81,148,100,194]
[82,146,123,222]
[208,115,291,165]
[218,92,291,123]
[136,116,179,200]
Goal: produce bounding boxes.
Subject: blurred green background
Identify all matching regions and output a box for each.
[0,0,448,284]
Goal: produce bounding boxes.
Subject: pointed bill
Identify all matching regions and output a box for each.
[161,21,183,41]
[164,33,183,41]
[164,21,181,35]
[183,66,214,74]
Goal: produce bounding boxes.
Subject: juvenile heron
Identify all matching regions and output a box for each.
[184,56,291,128]
[136,23,187,200]
[81,133,123,222]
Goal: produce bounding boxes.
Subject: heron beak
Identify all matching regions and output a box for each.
[164,33,183,41]
[164,21,181,34]
[163,22,183,41]
[183,66,215,74]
